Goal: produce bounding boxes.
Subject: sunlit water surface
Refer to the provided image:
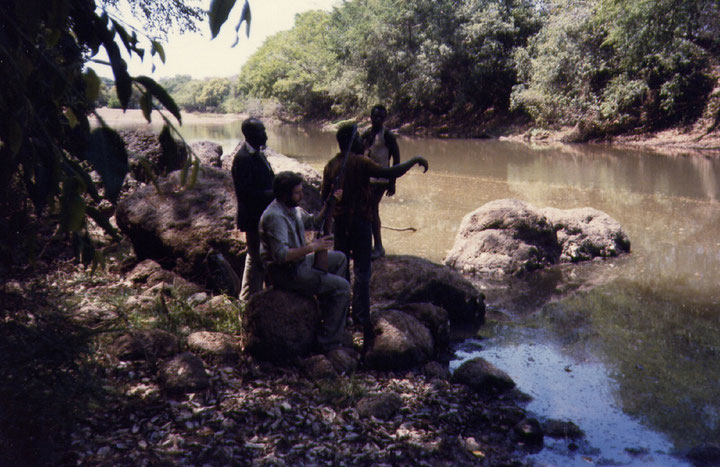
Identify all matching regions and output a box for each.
[113,116,720,464]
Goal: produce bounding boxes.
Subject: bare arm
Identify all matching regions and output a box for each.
[369,156,428,180]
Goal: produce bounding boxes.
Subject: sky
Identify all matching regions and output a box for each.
[89,0,341,80]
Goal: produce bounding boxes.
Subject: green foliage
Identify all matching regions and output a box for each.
[235,0,542,120]
[160,76,236,113]
[237,10,337,117]
[511,0,718,134]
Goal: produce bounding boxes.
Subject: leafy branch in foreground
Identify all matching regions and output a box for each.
[0,0,214,272]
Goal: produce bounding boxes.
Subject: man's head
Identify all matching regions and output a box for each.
[241,118,268,149]
[370,105,387,129]
[336,123,364,155]
[273,171,304,207]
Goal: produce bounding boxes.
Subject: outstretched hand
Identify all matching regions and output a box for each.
[414,156,429,173]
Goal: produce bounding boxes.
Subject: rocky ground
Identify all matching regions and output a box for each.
[0,237,561,466]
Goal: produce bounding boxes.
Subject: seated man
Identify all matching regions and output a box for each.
[259,171,350,352]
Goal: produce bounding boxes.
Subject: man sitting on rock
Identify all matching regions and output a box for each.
[259,171,351,352]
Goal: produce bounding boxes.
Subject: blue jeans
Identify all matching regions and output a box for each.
[333,215,372,327]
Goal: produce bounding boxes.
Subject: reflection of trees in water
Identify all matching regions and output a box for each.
[534,281,720,450]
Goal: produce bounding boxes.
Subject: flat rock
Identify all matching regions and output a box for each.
[187,331,240,357]
[356,393,403,420]
[111,329,179,361]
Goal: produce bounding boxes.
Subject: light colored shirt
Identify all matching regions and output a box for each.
[259,199,318,268]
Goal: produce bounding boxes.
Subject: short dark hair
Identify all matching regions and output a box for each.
[336,123,358,153]
[273,171,303,201]
[241,118,263,138]
[371,104,387,116]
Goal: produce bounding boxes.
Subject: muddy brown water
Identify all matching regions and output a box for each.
[110,116,720,465]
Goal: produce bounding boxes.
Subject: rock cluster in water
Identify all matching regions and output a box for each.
[444,198,631,277]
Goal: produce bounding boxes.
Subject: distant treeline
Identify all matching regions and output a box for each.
[99,0,720,137]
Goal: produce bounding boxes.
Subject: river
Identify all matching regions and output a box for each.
[111,114,720,465]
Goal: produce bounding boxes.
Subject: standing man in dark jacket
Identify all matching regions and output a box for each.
[232,118,274,303]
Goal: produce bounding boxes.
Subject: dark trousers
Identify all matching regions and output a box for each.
[334,215,372,326]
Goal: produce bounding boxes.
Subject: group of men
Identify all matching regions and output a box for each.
[231,106,429,354]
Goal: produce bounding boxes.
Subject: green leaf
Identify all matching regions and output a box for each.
[84,68,101,102]
[65,108,79,128]
[209,0,237,40]
[151,41,166,64]
[86,205,119,240]
[63,157,101,203]
[84,128,129,203]
[134,76,182,124]
[140,91,153,122]
[111,20,138,55]
[179,155,191,185]
[188,157,200,189]
[231,0,251,47]
[60,177,87,233]
[105,41,132,110]
[239,0,252,38]
[138,157,162,194]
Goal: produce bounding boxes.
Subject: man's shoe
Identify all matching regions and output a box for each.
[371,247,385,260]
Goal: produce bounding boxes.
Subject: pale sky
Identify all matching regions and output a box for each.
[89,0,341,80]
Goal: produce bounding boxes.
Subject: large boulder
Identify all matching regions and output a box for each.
[364,309,434,371]
[370,255,485,324]
[444,199,630,277]
[542,206,631,262]
[119,129,188,183]
[115,165,245,291]
[243,288,321,362]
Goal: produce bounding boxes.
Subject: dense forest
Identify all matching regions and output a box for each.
[101,0,720,138]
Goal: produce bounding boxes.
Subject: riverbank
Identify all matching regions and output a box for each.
[95,107,720,158]
[1,235,532,465]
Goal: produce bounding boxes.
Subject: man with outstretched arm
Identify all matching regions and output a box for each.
[322,124,428,340]
[361,104,401,259]
[259,171,351,352]
[231,118,274,303]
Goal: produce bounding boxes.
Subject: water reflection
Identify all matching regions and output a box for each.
[453,341,689,466]
[111,117,720,461]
